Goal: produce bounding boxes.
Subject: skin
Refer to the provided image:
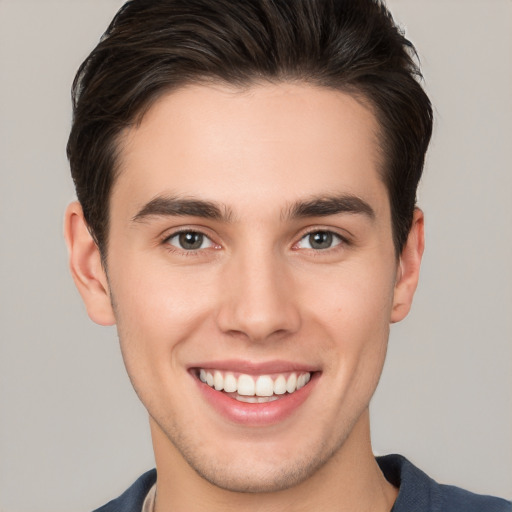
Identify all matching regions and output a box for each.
[65,83,424,511]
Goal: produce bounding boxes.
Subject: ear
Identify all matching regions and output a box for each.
[64,201,116,326]
[391,208,425,323]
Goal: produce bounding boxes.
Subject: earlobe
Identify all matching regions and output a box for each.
[64,201,116,326]
[390,208,425,323]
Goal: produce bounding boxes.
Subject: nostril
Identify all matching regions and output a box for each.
[215,268,301,341]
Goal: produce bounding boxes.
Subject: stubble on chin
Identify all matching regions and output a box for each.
[151,411,357,495]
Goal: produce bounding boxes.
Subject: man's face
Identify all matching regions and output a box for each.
[97,83,411,491]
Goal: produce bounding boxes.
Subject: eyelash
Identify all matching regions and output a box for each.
[161,229,219,256]
[294,228,350,252]
[160,227,350,255]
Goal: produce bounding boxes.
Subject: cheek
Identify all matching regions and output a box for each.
[112,257,214,330]
[319,277,393,419]
[309,259,395,328]
[108,261,215,380]
[305,261,395,373]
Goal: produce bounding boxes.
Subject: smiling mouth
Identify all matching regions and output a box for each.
[196,369,312,403]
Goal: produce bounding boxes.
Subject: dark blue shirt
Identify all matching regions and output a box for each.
[93,454,511,511]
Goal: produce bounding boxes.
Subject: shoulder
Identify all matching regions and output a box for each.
[92,469,157,512]
[437,482,511,512]
[377,454,511,512]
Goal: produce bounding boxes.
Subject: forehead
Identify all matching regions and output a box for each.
[113,82,387,220]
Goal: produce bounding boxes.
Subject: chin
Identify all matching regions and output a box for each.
[187,454,327,493]
[168,424,345,494]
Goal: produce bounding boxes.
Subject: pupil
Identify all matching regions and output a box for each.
[310,231,332,249]
[179,232,203,250]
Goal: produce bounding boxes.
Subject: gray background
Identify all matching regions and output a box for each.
[0,1,511,510]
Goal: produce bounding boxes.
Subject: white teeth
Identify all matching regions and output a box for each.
[235,395,280,403]
[224,372,237,392]
[286,373,297,393]
[237,374,256,396]
[236,395,259,403]
[258,396,279,403]
[199,369,312,397]
[274,375,287,395]
[255,375,274,397]
[213,371,223,391]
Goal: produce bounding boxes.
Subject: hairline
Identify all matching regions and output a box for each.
[99,78,398,263]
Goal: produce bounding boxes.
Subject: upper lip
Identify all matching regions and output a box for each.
[189,359,319,375]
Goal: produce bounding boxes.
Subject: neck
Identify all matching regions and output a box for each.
[151,410,397,512]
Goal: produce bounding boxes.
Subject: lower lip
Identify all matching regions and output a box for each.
[194,373,319,426]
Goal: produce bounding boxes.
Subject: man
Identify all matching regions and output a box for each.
[63,0,510,511]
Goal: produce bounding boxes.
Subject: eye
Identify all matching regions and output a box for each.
[165,231,215,251]
[296,230,343,250]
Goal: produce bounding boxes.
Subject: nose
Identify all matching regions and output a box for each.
[216,249,301,343]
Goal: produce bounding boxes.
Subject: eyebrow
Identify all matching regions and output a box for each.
[131,193,375,224]
[284,194,376,221]
[131,196,234,223]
